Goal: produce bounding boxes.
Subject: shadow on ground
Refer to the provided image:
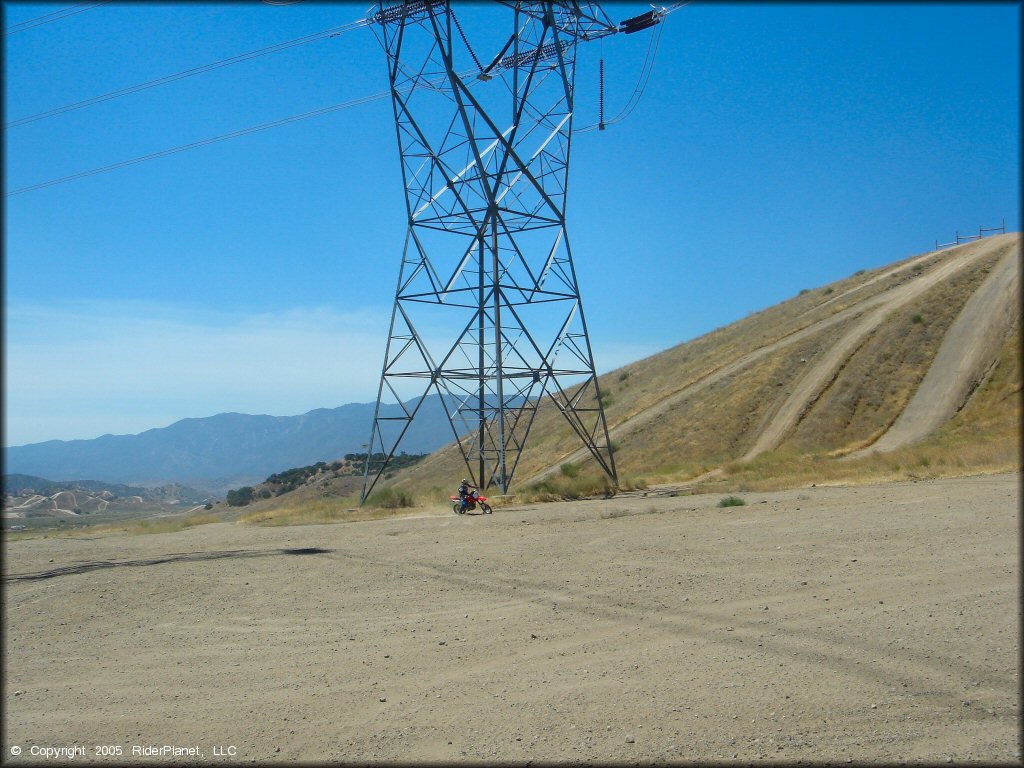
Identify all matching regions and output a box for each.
[3,547,333,582]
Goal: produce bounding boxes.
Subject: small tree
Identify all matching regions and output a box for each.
[226,487,256,507]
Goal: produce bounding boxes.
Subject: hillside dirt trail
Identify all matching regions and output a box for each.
[795,245,945,319]
[740,234,1019,461]
[3,473,1018,763]
[527,292,863,484]
[848,244,1020,457]
[526,235,1017,485]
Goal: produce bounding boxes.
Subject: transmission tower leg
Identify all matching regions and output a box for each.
[361,0,619,503]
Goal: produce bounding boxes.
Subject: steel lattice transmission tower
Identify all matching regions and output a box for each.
[362,0,619,502]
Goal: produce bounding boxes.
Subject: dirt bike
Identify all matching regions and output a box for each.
[450,490,492,515]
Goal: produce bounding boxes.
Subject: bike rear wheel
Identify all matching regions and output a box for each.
[453,503,464,515]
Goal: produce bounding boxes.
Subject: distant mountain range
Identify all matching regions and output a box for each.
[4,396,465,494]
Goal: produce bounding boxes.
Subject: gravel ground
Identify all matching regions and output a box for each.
[3,472,1020,764]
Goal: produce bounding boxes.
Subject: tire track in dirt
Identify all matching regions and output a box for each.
[847,243,1020,457]
[526,235,1017,483]
[740,235,1017,461]
[328,552,1012,717]
[529,303,868,484]
[797,247,946,318]
[314,509,1014,698]
[4,474,1017,762]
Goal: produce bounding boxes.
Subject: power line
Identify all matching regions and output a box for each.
[4,2,111,35]
[574,1,687,134]
[5,16,371,129]
[602,17,665,127]
[6,63,482,198]
[663,1,695,14]
[5,91,390,197]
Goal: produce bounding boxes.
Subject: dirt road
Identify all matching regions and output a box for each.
[526,234,1019,485]
[3,473,1019,763]
[851,244,1020,457]
[742,234,1018,461]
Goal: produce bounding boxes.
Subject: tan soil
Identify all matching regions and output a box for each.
[524,235,1020,485]
[742,235,1019,461]
[3,473,1019,764]
[851,245,1021,457]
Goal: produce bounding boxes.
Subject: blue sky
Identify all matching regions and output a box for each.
[4,1,1020,447]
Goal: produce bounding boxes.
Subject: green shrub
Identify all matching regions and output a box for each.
[366,488,414,509]
[911,313,924,324]
[560,462,580,479]
[717,495,746,507]
[226,487,256,507]
[522,472,614,502]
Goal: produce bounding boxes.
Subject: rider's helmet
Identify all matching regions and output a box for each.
[462,478,468,484]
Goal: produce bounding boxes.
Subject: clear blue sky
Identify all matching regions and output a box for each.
[4,1,1020,447]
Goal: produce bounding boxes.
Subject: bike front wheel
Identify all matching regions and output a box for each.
[481,503,492,514]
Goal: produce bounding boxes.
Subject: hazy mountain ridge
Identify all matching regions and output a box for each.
[4,397,462,493]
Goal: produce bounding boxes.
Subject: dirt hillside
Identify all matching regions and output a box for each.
[850,243,1020,458]
[374,233,1019,499]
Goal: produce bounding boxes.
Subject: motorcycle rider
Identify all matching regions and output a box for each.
[457,478,476,511]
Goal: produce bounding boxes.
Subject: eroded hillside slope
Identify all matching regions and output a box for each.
[388,233,1019,498]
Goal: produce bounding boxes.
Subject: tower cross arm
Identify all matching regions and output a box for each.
[492,1,617,40]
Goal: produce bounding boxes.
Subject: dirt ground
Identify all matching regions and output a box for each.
[3,473,1020,764]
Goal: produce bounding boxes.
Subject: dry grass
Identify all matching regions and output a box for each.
[787,246,1008,453]
[694,326,1020,492]
[389,242,974,493]
[365,487,414,509]
[696,437,1018,494]
[4,528,75,542]
[119,512,221,536]
[236,488,435,527]
[236,498,377,526]
[515,470,645,503]
[612,324,854,477]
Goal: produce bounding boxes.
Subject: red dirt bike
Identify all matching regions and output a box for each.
[450,490,492,515]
